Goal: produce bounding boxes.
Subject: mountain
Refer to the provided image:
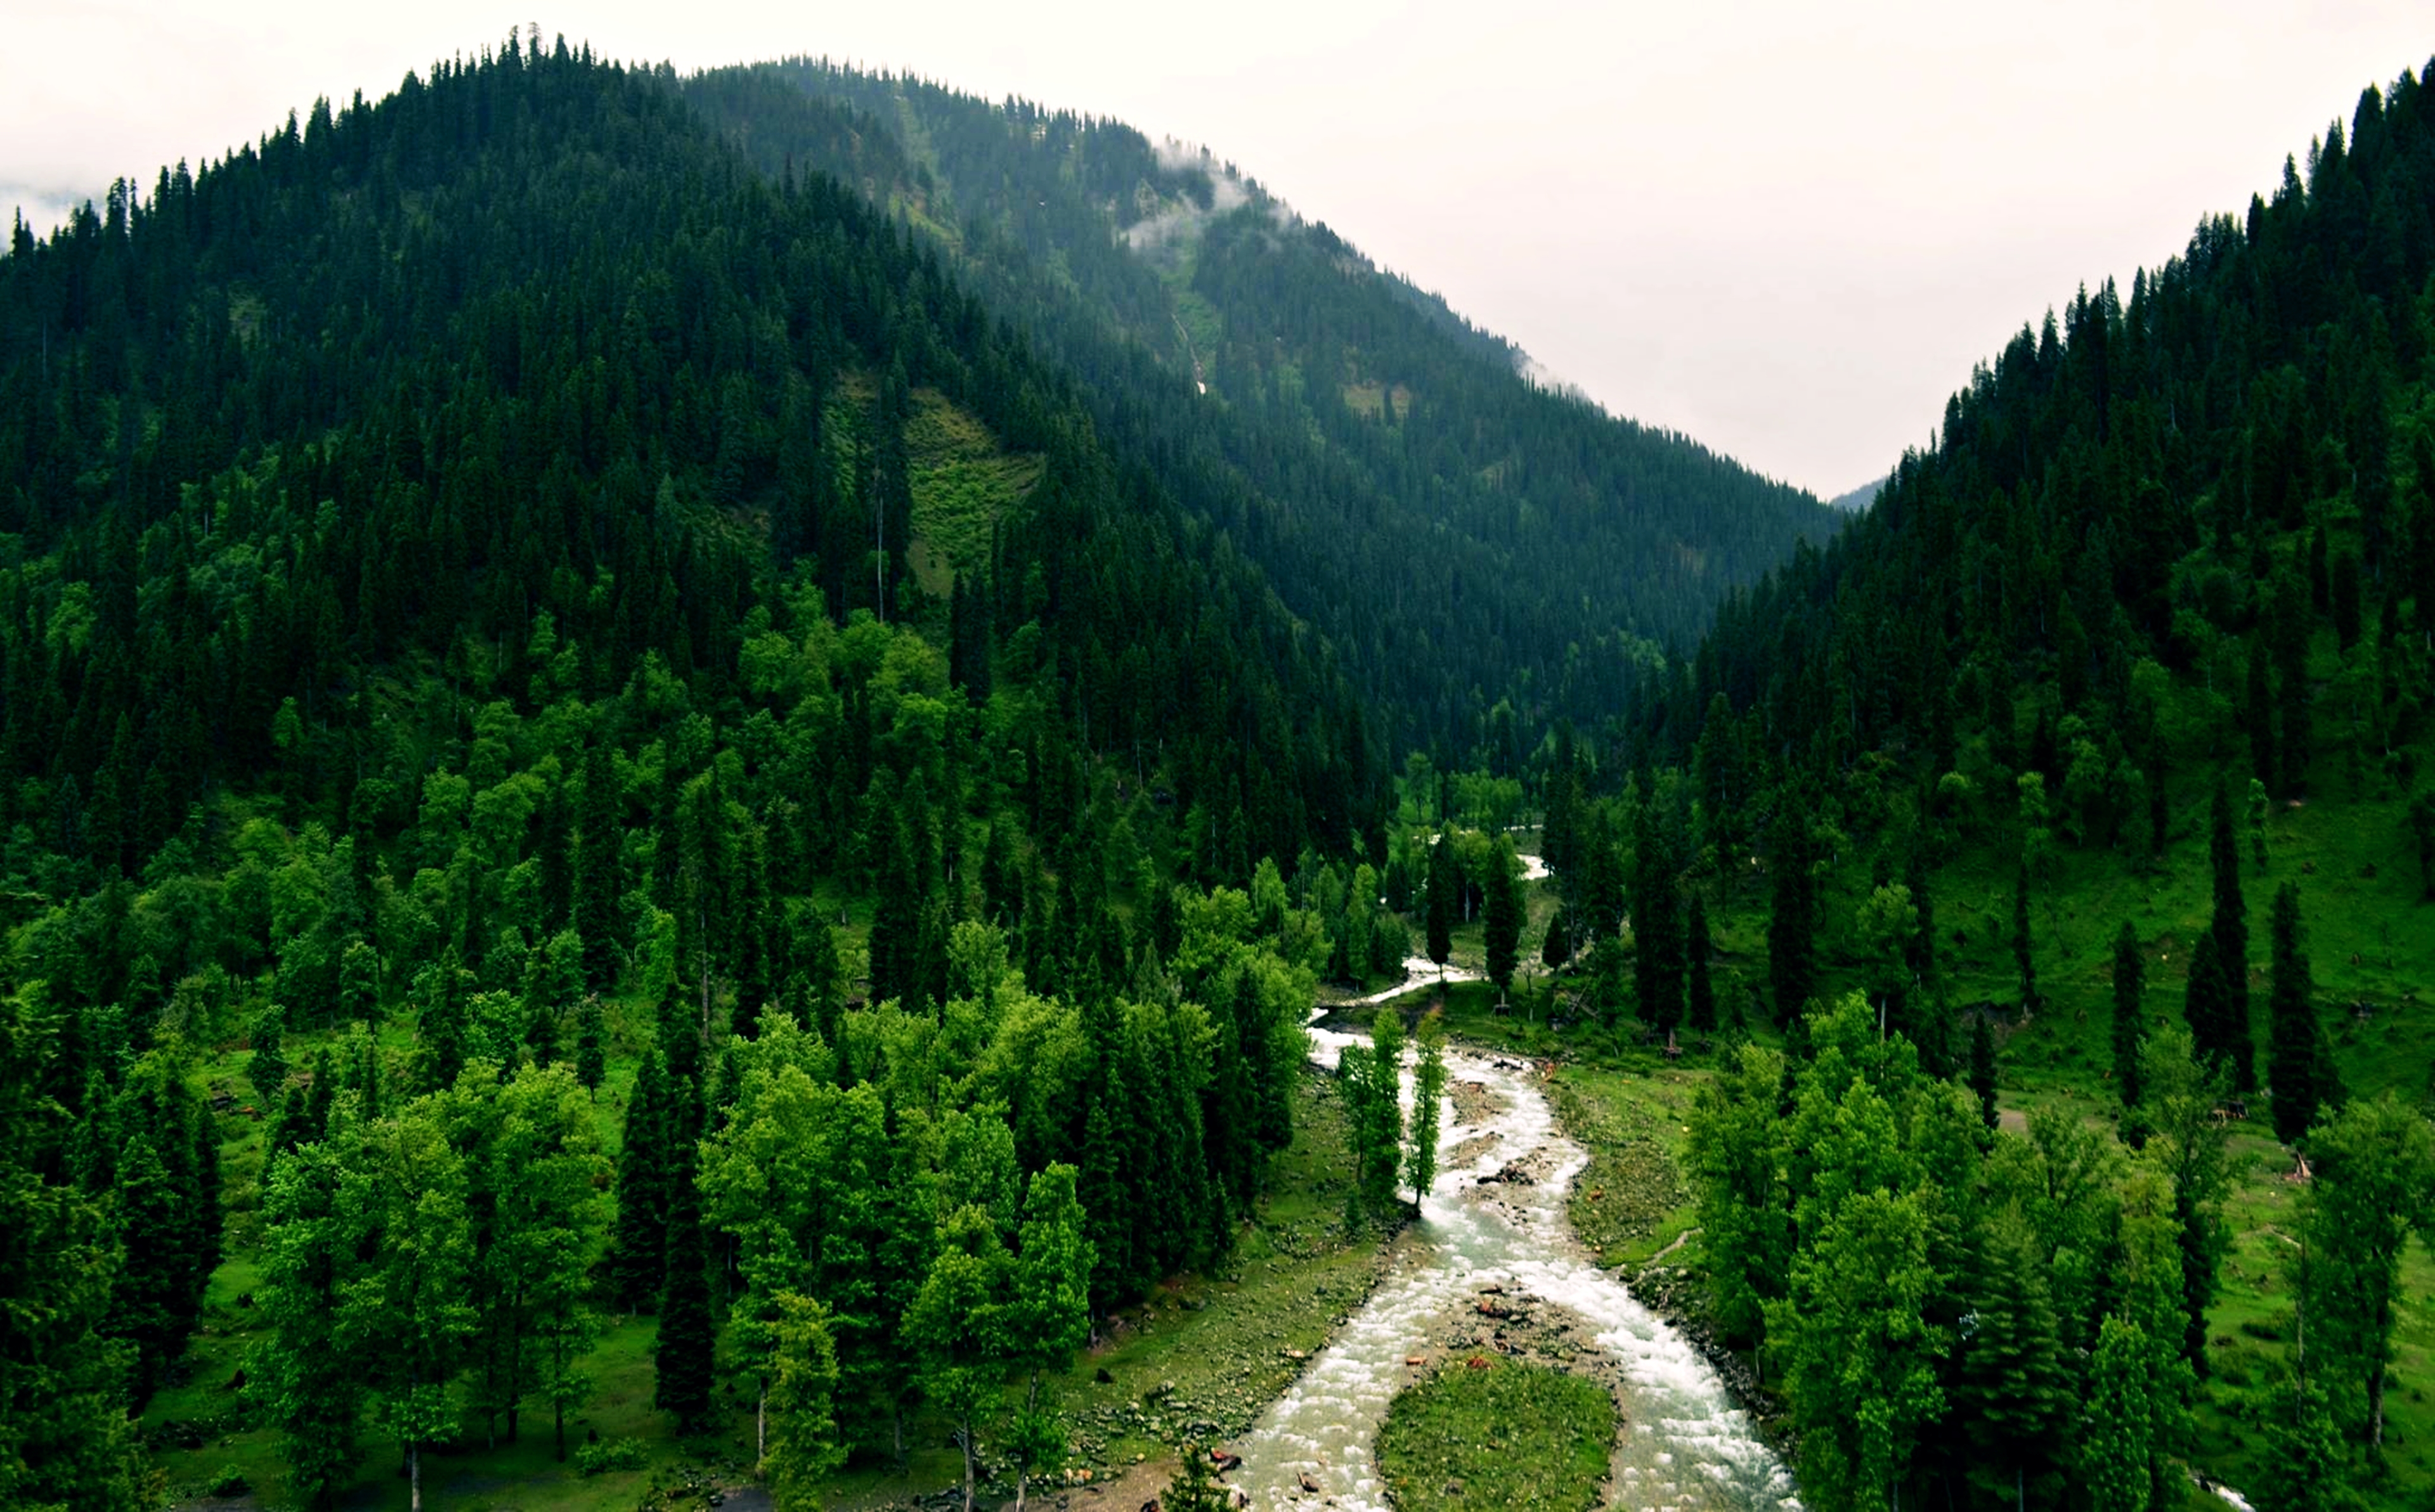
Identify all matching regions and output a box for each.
[1822,475,1885,513]
[679,61,1836,758]
[1551,54,2435,1509]
[0,42,1408,1508]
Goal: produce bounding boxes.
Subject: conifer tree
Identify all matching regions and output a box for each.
[573,995,606,1097]
[611,1050,672,1308]
[2266,883,2323,1144]
[576,744,622,990]
[2207,784,2254,1094]
[1970,1011,1999,1129]
[109,1132,186,1404]
[1424,830,1453,979]
[655,1134,718,1432]
[2112,922,2145,1111]
[1952,1207,2068,1506]
[1542,907,1572,974]
[1685,892,1716,1035]
[1483,836,1522,1002]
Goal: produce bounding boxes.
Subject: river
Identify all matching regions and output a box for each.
[1225,985,1801,1511]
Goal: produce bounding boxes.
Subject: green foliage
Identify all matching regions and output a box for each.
[1409,1011,1446,1204]
[2295,1094,2435,1451]
[573,1436,649,1476]
[1373,1362,1616,1512]
[762,1295,845,1511]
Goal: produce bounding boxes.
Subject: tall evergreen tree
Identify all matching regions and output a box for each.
[1970,1011,1999,1130]
[1685,892,1716,1035]
[2266,883,2323,1144]
[1483,836,1522,1002]
[2206,784,2254,1094]
[654,1134,718,1432]
[610,1050,672,1309]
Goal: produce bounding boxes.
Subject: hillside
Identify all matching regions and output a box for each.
[680,61,1838,758]
[0,41,1411,1510]
[1511,53,2435,1511]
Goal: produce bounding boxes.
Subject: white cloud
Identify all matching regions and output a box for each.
[2,0,2427,493]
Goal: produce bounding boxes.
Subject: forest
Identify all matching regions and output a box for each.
[6,22,2435,1512]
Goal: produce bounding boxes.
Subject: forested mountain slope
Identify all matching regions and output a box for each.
[682,61,1836,756]
[0,39,1404,1508]
[1525,54,2435,1511]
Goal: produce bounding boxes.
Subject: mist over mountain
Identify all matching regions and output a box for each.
[682,60,1834,758]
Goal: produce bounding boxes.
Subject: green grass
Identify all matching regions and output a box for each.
[902,388,1040,598]
[1374,1360,1615,1512]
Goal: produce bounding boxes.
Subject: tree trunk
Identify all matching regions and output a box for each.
[507,1307,523,1444]
[409,1442,422,1512]
[961,1421,977,1512]
[758,1381,767,1466]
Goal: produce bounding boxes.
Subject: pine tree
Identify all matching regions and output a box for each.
[2207,784,2255,1094]
[1970,1011,1999,1129]
[2266,884,2321,1144]
[1685,893,1716,1035]
[1483,836,1521,1002]
[655,1133,718,1431]
[109,1132,187,1404]
[1541,907,1571,974]
[2112,922,2145,1110]
[611,1050,672,1309]
[576,745,622,990]
[1952,1208,2068,1506]
[573,995,606,1097]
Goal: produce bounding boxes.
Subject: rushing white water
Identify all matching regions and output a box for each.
[1230,1013,1800,1511]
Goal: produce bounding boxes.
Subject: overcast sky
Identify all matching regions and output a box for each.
[3,2,2428,496]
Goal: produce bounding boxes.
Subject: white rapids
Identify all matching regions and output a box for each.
[1227,1009,1800,1511]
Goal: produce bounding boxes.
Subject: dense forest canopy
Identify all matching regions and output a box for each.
[0,38,1406,1509]
[8,22,2435,1512]
[678,60,1835,760]
[1499,53,2435,1512]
